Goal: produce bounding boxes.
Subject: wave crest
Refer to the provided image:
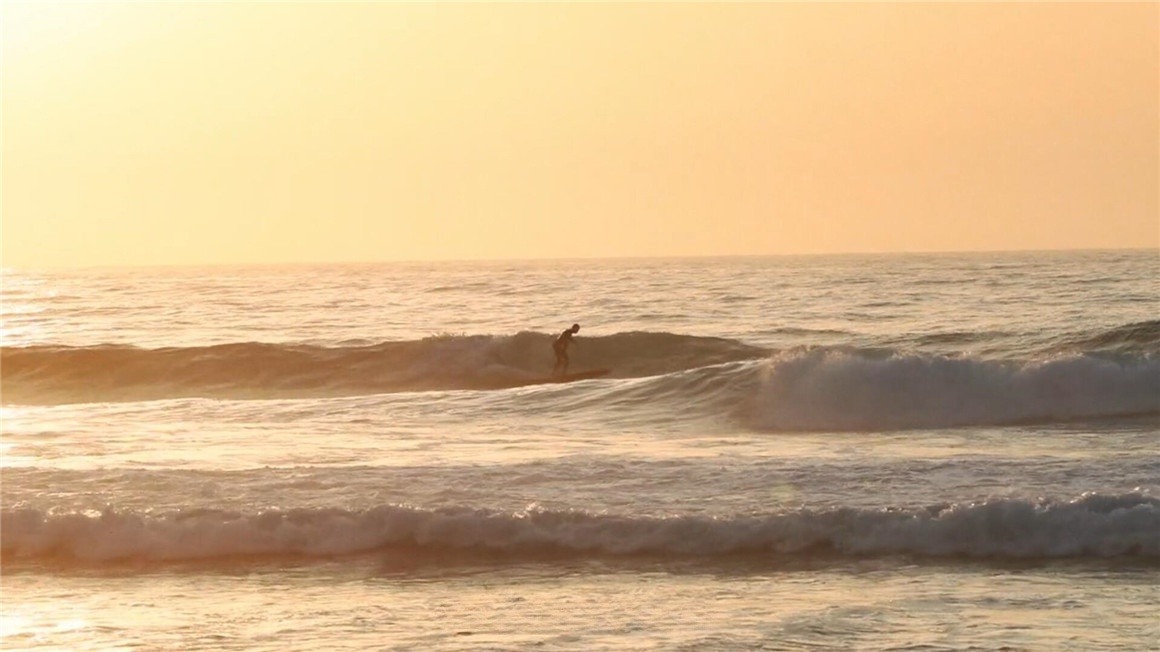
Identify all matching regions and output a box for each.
[744,347,1160,431]
[3,493,1156,563]
[1047,319,1160,356]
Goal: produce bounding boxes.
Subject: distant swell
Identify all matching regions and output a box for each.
[0,332,766,405]
[3,494,1156,563]
[745,347,1160,431]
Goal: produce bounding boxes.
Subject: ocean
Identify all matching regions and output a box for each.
[1,249,1158,651]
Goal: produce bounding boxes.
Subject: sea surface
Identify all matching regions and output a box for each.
[2,250,1158,651]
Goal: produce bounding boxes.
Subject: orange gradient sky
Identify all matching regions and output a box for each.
[3,2,1157,267]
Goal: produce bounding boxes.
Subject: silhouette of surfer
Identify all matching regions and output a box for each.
[552,323,580,376]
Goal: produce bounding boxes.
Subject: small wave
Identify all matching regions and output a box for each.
[0,332,766,405]
[744,347,1160,431]
[1047,320,1160,356]
[3,493,1155,563]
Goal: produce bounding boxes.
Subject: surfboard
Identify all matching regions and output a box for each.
[490,369,612,390]
[544,368,612,384]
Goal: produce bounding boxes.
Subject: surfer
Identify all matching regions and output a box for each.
[552,323,581,376]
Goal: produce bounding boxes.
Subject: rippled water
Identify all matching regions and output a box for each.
[2,250,1158,650]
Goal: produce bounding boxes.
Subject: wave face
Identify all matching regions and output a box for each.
[3,493,1156,563]
[4,324,1158,433]
[1046,319,1160,357]
[0,332,766,404]
[744,347,1160,431]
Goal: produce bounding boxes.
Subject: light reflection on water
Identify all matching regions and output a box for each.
[1,253,1156,650]
[2,560,1157,651]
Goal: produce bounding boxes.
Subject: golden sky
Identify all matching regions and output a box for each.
[3,2,1157,267]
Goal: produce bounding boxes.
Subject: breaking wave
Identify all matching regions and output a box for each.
[3,493,1156,564]
[4,324,1157,433]
[743,347,1160,431]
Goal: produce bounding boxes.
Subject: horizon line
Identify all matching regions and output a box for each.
[2,245,1156,273]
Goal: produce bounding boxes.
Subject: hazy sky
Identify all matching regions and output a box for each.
[3,2,1157,267]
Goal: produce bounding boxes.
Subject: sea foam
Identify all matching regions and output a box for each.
[3,493,1156,563]
[745,348,1160,431]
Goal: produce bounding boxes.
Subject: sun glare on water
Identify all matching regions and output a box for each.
[0,612,94,648]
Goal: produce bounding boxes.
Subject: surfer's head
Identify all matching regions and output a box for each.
[571,323,580,333]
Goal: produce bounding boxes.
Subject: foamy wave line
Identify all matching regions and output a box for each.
[746,348,1160,431]
[3,493,1156,562]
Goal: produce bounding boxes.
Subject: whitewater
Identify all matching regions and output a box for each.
[2,250,1158,651]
